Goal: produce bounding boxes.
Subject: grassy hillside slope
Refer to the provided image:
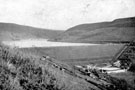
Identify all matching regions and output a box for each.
[53,17,135,43]
[0,23,63,41]
[0,44,100,90]
[0,44,134,90]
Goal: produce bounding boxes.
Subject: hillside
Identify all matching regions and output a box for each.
[0,44,99,90]
[53,17,135,43]
[0,23,63,41]
[0,44,135,90]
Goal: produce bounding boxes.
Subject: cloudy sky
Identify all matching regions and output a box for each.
[0,0,135,30]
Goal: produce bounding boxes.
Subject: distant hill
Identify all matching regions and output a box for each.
[53,17,135,43]
[0,23,63,41]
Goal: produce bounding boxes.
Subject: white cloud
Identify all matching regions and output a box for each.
[0,0,135,30]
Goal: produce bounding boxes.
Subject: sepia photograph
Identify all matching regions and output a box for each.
[0,0,135,90]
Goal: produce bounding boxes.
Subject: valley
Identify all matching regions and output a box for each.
[0,16,135,90]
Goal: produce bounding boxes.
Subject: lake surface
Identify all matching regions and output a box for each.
[2,39,99,48]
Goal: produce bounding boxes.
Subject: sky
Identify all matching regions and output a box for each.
[0,0,135,30]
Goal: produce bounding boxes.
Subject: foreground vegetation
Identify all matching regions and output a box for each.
[0,44,134,90]
[0,44,100,90]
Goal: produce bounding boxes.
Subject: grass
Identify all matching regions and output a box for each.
[0,44,99,90]
[110,72,135,89]
[53,17,135,43]
[0,23,63,41]
[0,44,134,90]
